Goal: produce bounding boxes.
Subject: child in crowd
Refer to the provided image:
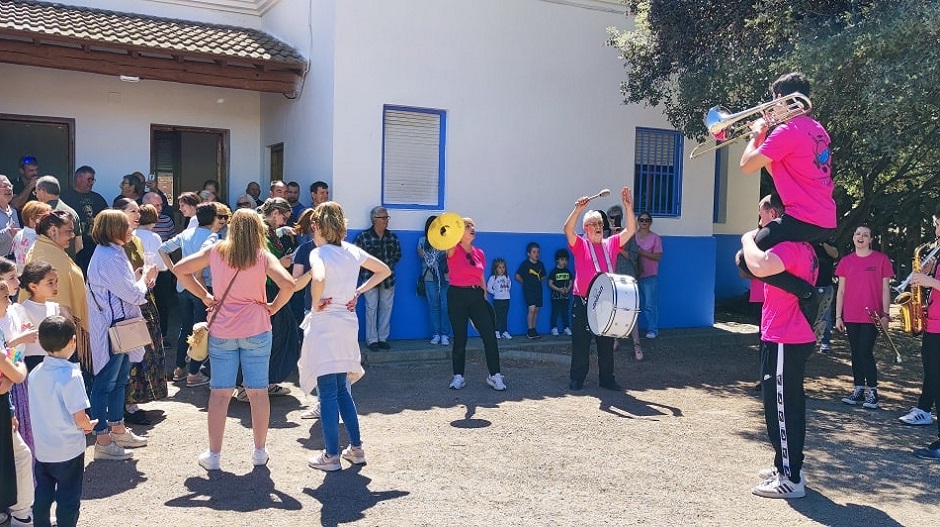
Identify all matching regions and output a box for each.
[19,261,71,372]
[547,249,572,337]
[12,201,52,273]
[0,280,37,527]
[28,315,95,527]
[487,258,512,339]
[515,242,546,339]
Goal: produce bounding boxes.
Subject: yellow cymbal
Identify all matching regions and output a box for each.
[428,213,465,250]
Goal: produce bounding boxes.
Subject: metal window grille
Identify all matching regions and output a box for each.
[634,127,683,217]
[382,106,446,208]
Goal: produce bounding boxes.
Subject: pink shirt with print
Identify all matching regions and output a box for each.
[835,251,894,324]
[570,235,620,297]
[761,241,818,344]
[758,115,835,228]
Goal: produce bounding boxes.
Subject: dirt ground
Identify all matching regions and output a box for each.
[72,323,938,527]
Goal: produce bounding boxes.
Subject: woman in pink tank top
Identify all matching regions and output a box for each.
[174,208,295,471]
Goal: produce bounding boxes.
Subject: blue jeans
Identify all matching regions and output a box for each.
[364,286,395,344]
[176,289,207,374]
[90,352,131,434]
[207,331,272,390]
[639,275,659,335]
[425,280,453,337]
[317,373,362,456]
[34,453,84,527]
[819,285,834,346]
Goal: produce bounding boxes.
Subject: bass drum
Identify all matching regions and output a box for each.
[586,273,640,338]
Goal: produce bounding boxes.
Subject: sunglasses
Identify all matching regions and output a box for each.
[466,253,476,266]
[217,214,230,220]
[638,218,652,223]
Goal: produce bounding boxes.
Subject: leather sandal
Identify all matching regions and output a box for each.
[634,342,644,361]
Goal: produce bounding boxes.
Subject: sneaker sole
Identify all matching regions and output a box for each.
[900,418,933,425]
[308,462,342,472]
[862,403,879,409]
[342,455,367,465]
[841,399,863,405]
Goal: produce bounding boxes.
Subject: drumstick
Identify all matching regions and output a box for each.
[586,189,611,202]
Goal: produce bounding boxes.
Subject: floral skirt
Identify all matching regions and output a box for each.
[126,294,168,404]
[267,283,300,384]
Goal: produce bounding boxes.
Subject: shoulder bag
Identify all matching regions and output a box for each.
[187,269,241,362]
[90,289,151,354]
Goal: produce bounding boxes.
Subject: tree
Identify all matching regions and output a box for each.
[609,1,940,275]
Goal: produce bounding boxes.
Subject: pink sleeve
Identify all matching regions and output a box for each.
[757,122,793,161]
[653,234,663,253]
[880,253,894,278]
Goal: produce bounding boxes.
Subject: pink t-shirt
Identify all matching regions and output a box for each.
[835,251,894,324]
[636,232,662,278]
[570,235,621,297]
[448,244,486,287]
[749,278,764,303]
[925,283,940,334]
[207,248,272,339]
[761,241,819,344]
[758,115,835,228]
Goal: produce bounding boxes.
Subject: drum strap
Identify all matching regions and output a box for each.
[586,236,614,275]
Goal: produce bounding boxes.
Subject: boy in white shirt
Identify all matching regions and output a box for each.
[27,316,96,527]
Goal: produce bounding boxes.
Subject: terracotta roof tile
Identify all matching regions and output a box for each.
[0,0,305,66]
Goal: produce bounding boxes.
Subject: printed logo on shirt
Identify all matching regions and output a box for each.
[810,131,832,176]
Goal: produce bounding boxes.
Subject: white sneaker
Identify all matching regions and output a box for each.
[563,328,572,336]
[899,407,934,425]
[301,403,321,419]
[449,374,466,390]
[111,429,148,448]
[94,441,132,460]
[751,473,805,499]
[9,511,32,527]
[551,327,559,336]
[308,450,341,472]
[486,373,507,391]
[495,331,502,339]
[198,450,221,470]
[441,335,449,346]
[252,447,269,466]
[341,445,367,465]
[645,331,657,339]
[430,335,441,345]
[502,332,512,340]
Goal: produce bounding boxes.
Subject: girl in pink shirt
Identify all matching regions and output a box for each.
[909,209,940,458]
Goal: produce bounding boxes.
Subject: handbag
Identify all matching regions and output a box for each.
[416,267,431,297]
[187,270,241,362]
[90,289,151,354]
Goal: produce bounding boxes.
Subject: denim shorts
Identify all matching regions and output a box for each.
[207,331,272,390]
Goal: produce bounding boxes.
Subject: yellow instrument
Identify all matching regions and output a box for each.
[689,92,812,159]
[427,213,466,251]
[866,307,902,364]
[895,241,938,336]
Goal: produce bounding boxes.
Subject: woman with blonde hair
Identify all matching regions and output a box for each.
[174,208,294,471]
[297,202,390,471]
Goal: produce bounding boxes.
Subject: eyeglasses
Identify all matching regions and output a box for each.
[584,221,603,227]
[375,216,390,220]
[217,214,230,220]
[638,218,652,223]
[237,202,253,208]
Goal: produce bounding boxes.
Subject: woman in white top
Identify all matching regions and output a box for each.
[297,201,390,472]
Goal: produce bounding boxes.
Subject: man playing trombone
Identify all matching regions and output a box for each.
[739,72,835,335]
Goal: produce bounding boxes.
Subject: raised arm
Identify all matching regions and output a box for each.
[617,187,637,248]
[564,196,590,246]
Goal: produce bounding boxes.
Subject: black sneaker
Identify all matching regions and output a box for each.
[841,387,865,405]
[863,389,879,409]
[377,341,390,350]
[367,342,380,351]
[599,379,623,391]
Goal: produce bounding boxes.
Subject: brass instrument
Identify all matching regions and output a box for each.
[895,241,938,335]
[689,92,812,159]
[866,307,902,364]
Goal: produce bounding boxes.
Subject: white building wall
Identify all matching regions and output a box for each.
[60,0,262,28]
[0,64,261,195]
[261,0,717,233]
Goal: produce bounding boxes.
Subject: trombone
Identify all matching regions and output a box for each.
[689,92,812,159]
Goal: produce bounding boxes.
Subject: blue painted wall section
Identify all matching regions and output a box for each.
[714,233,750,300]
[346,230,719,341]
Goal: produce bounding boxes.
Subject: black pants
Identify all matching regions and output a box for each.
[760,340,814,484]
[448,286,501,376]
[570,297,616,384]
[550,298,570,330]
[34,453,85,527]
[153,271,176,339]
[492,299,509,334]
[738,215,833,298]
[921,332,940,440]
[846,322,879,387]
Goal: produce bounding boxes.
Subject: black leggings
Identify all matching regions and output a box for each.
[448,286,501,376]
[919,333,940,440]
[846,322,879,388]
[738,215,833,298]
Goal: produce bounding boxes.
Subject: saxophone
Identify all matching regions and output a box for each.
[895,241,936,335]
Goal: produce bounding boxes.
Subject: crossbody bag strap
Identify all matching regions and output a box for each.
[206,269,241,329]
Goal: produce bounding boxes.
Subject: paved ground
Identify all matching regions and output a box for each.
[72,321,938,526]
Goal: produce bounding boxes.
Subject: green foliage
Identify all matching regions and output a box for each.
[609,1,940,272]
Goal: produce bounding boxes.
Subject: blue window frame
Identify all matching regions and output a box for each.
[381,105,446,209]
[634,127,683,217]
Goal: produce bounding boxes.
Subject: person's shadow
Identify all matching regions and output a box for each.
[596,389,683,420]
[303,466,409,527]
[165,466,302,512]
[82,458,147,499]
[788,487,905,527]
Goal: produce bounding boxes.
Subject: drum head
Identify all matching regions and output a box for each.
[586,272,639,338]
